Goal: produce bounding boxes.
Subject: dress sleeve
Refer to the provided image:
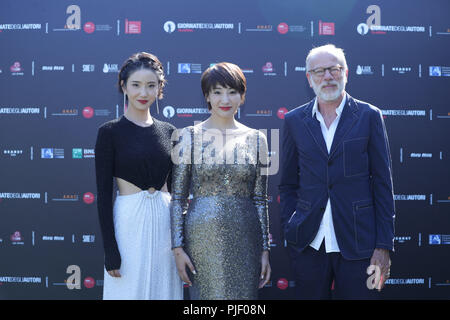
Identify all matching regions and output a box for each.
[253,130,270,251]
[170,127,193,249]
[166,125,176,194]
[95,124,121,271]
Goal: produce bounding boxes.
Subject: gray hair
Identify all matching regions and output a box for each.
[306,44,348,72]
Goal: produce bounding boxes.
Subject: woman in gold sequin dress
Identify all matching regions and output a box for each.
[170,62,271,300]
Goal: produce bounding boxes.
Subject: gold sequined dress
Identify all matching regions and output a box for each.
[170,126,269,300]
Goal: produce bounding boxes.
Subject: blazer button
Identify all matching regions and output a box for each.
[328,159,333,166]
[320,207,326,212]
[328,184,333,190]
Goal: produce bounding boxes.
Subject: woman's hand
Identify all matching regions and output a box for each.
[173,247,196,286]
[107,269,121,278]
[259,250,271,289]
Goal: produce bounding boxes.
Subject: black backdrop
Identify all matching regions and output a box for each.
[0,0,449,300]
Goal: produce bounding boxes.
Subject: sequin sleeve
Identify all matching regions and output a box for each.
[254,130,270,251]
[170,127,193,249]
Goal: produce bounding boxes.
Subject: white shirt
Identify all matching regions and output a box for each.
[309,95,346,253]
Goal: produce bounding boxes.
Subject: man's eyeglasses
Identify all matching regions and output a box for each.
[308,65,344,77]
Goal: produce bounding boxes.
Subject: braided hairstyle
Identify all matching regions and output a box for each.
[118,52,166,99]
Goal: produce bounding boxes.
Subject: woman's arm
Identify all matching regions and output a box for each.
[95,124,121,273]
[170,127,196,284]
[253,130,271,288]
[170,127,193,249]
[253,130,270,251]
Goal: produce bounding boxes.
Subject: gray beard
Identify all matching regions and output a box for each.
[313,81,345,102]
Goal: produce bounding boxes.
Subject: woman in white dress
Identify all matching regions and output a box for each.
[95,52,183,300]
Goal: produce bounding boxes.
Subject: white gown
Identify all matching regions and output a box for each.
[102,190,183,300]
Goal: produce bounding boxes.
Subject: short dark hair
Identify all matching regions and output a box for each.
[118,52,166,99]
[201,62,247,110]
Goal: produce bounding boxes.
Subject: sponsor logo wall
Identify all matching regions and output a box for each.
[0,0,449,299]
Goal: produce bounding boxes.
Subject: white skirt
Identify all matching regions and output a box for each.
[103,190,183,300]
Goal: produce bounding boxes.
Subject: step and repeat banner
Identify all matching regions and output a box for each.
[0,0,449,300]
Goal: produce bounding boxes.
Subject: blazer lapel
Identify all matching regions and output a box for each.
[329,93,359,158]
[301,99,328,158]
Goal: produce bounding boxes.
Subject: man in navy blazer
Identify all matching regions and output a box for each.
[279,44,395,299]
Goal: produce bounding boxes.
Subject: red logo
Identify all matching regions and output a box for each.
[277,23,289,34]
[125,19,141,34]
[319,20,335,35]
[277,278,289,290]
[84,277,95,288]
[262,62,273,73]
[82,107,94,119]
[277,107,288,119]
[83,192,95,204]
[83,22,95,34]
[10,62,22,72]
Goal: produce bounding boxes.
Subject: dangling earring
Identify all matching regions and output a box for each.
[156,85,160,114]
[123,93,127,113]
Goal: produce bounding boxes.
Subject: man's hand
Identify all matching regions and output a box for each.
[369,248,391,291]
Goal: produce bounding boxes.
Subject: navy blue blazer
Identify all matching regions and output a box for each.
[279,93,395,260]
